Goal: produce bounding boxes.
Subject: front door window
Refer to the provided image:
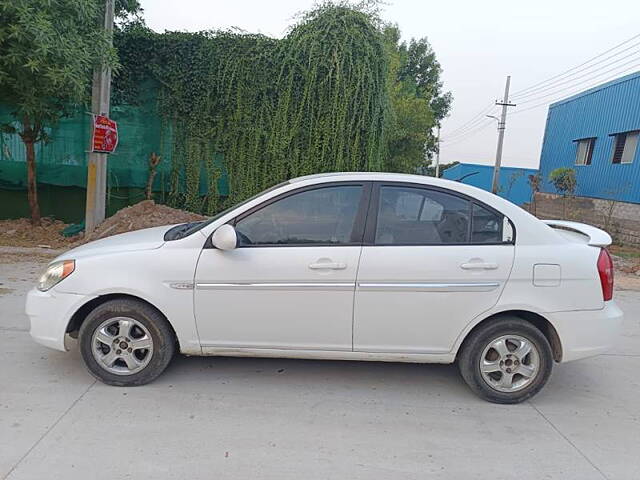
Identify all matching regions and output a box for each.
[235,185,363,246]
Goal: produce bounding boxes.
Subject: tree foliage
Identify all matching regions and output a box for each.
[548,167,577,196]
[0,0,119,223]
[0,1,452,220]
[113,4,451,213]
[0,0,118,130]
[382,25,451,175]
[114,4,390,211]
[549,167,577,219]
[400,36,452,122]
[114,0,144,26]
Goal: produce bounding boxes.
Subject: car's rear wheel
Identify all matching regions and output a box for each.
[457,317,553,404]
[79,298,175,386]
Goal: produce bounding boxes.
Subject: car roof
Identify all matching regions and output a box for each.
[289,171,432,184]
[289,171,487,196]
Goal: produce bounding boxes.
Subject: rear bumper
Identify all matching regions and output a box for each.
[25,287,94,352]
[549,300,623,362]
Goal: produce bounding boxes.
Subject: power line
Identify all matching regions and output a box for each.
[515,61,640,107]
[441,102,495,139]
[441,33,640,152]
[441,119,495,147]
[442,116,493,141]
[442,105,499,141]
[511,65,640,117]
[512,48,640,100]
[510,32,640,97]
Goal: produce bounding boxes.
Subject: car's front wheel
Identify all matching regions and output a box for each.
[457,317,553,404]
[79,298,175,386]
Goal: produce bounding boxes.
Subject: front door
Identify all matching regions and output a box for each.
[195,183,370,351]
[353,183,515,354]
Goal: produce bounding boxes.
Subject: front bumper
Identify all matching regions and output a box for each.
[25,287,94,352]
[550,300,624,363]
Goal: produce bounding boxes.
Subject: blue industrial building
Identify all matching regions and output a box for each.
[538,71,640,203]
[442,163,537,205]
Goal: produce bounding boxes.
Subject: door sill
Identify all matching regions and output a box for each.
[199,346,455,364]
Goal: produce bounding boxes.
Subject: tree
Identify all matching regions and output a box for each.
[420,161,459,178]
[114,0,143,26]
[505,170,524,199]
[399,37,453,123]
[383,25,452,173]
[527,173,542,215]
[548,167,577,219]
[0,0,122,224]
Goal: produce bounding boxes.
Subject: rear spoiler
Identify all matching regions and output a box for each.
[543,220,612,247]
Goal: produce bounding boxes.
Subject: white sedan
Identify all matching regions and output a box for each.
[26,173,623,403]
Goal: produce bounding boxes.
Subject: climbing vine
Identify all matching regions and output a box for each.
[113,4,392,212]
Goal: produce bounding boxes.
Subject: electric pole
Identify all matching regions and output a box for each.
[85,0,114,233]
[491,75,516,194]
[435,124,441,178]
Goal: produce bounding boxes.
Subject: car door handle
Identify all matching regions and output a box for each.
[460,262,498,270]
[308,262,347,270]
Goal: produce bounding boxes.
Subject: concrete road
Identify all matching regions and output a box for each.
[1,252,639,480]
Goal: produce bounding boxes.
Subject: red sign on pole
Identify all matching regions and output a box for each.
[91,114,118,153]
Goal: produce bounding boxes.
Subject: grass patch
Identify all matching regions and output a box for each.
[610,245,640,259]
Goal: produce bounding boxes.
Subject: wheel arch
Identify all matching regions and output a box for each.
[66,293,180,349]
[456,310,563,363]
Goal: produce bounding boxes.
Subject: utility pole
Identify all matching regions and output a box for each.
[85,0,114,233]
[435,124,441,178]
[491,75,516,194]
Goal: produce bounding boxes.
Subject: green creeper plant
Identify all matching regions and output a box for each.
[112,3,450,214]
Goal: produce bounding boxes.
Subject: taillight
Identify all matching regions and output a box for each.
[597,248,614,301]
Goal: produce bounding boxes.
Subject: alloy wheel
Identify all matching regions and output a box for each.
[479,334,540,393]
[91,317,154,376]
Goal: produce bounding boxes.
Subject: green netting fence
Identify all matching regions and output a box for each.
[0,83,228,222]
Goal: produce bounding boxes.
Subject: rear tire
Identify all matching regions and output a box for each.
[79,298,175,386]
[458,316,553,404]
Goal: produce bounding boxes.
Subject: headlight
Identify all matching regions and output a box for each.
[38,260,75,292]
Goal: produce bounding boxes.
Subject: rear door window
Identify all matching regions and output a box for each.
[374,186,470,245]
[471,203,504,244]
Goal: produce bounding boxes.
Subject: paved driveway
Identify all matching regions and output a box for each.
[1,251,639,480]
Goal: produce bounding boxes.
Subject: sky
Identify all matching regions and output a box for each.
[139,0,640,168]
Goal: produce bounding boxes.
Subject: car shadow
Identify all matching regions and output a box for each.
[153,352,479,403]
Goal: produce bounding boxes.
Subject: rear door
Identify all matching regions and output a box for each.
[353,182,515,354]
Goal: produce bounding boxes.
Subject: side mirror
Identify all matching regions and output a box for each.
[211,224,238,251]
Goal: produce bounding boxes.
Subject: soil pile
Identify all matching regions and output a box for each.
[0,217,70,248]
[84,200,205,242]
[0,201,206,248]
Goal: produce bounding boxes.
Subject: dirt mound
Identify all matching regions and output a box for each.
[0,217,71,249]
[610,246,640,275]
[83,200,206,243]
[0,201,207,249]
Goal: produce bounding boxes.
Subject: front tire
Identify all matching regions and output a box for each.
[458,317,553,404]
[79,298,175,386]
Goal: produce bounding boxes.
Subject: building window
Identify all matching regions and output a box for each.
[575,138,595,165]
[611,130,639,164]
